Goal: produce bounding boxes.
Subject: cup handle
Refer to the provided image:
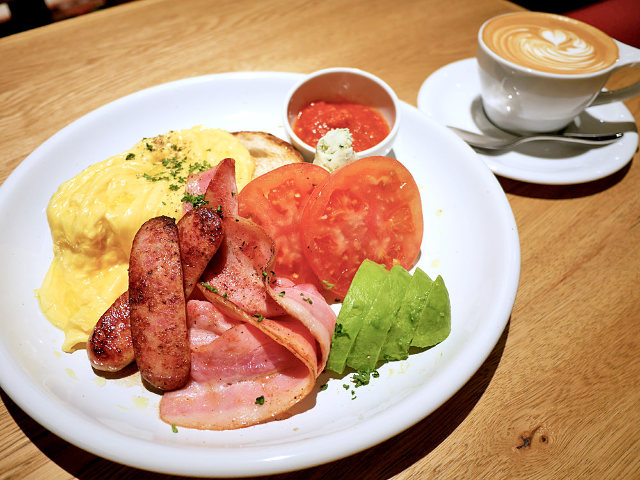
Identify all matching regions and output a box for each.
[592,41,640,106]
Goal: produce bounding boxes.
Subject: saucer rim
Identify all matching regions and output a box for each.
[417,57,638,185]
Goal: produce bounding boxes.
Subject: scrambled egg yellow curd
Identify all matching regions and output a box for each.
[37,126,254,352]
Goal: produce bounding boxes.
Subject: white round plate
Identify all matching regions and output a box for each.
[0,72,520,477]
[417,58,638,185]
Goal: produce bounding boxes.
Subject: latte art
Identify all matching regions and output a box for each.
[492,26,608,73]
[482,12,618,74]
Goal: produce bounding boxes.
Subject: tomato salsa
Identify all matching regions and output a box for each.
[293,100,390,152]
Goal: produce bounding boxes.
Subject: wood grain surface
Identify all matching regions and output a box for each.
[1,0,639,478]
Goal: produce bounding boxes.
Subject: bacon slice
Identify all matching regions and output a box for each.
[160,363,310,430]
[186,299,241,349]
[184,158,238,218]
[161,295,323,429]
[190,323,295,383]
[184,169,214,199]
[193,291,319,378]
[199,217,284,317]
[177,207,224,299]
[267,279,336,371]
[160,217,337,430]
[186,299,241,333]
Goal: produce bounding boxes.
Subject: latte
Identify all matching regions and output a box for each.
[482,12,618,75]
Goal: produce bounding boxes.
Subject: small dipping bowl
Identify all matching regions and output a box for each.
[283,67,400,161]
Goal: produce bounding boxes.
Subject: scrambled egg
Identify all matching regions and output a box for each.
[37,126,254,352]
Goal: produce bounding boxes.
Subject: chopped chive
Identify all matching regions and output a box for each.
[200,282,218,293]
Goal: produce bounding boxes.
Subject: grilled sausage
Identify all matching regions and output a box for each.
[129,216,190,391]
[177,206,224,299]
[87,291,134,372]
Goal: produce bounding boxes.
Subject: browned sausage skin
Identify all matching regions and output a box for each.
[129,216,190,391]
[86,209,223,379]
[177,206,224,299]
[87,291,134,372]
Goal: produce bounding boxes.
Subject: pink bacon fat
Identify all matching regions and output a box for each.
[183,157,238,218]
[160,365,311,430]
[161,292,333,430]
[177,206,224,298]
[199,216,284,317]
[186,299,242,349]
[267,279,336,371]
[160,216,336,430]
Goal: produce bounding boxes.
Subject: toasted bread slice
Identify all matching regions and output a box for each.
[232,131,304,179]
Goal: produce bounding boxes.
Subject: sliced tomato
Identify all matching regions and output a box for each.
[301,156,423,299]
[238,163,330,289]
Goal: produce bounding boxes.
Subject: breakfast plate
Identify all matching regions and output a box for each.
[417,58,639,185]
[0,72,520,477]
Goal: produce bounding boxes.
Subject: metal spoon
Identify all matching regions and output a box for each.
[448,126,623,151]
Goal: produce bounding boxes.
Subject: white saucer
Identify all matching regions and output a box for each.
[417,58,639,185]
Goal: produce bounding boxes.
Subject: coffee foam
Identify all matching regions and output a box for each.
[482,12,618,74]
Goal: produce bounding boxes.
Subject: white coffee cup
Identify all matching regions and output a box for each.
[477,12,640,133]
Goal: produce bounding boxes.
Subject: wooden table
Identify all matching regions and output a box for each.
[1,0,639,478]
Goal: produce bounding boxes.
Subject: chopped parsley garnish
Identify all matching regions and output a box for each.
[255,395,265,405]
[156,156,188,184]
[351,369,379,387]
[320,384,328,391]
[125,153,135,160]
[143,172,169,182]
[188,160,211,174]
[333,323,347,337]
[322,280,335,289]
[138,140,211,189]
[253,314,264,323]
[279,291,286,297]
[162,155,182,169]
[181,193,209,208]
[200,282,218,293]
[171,424,178,433]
